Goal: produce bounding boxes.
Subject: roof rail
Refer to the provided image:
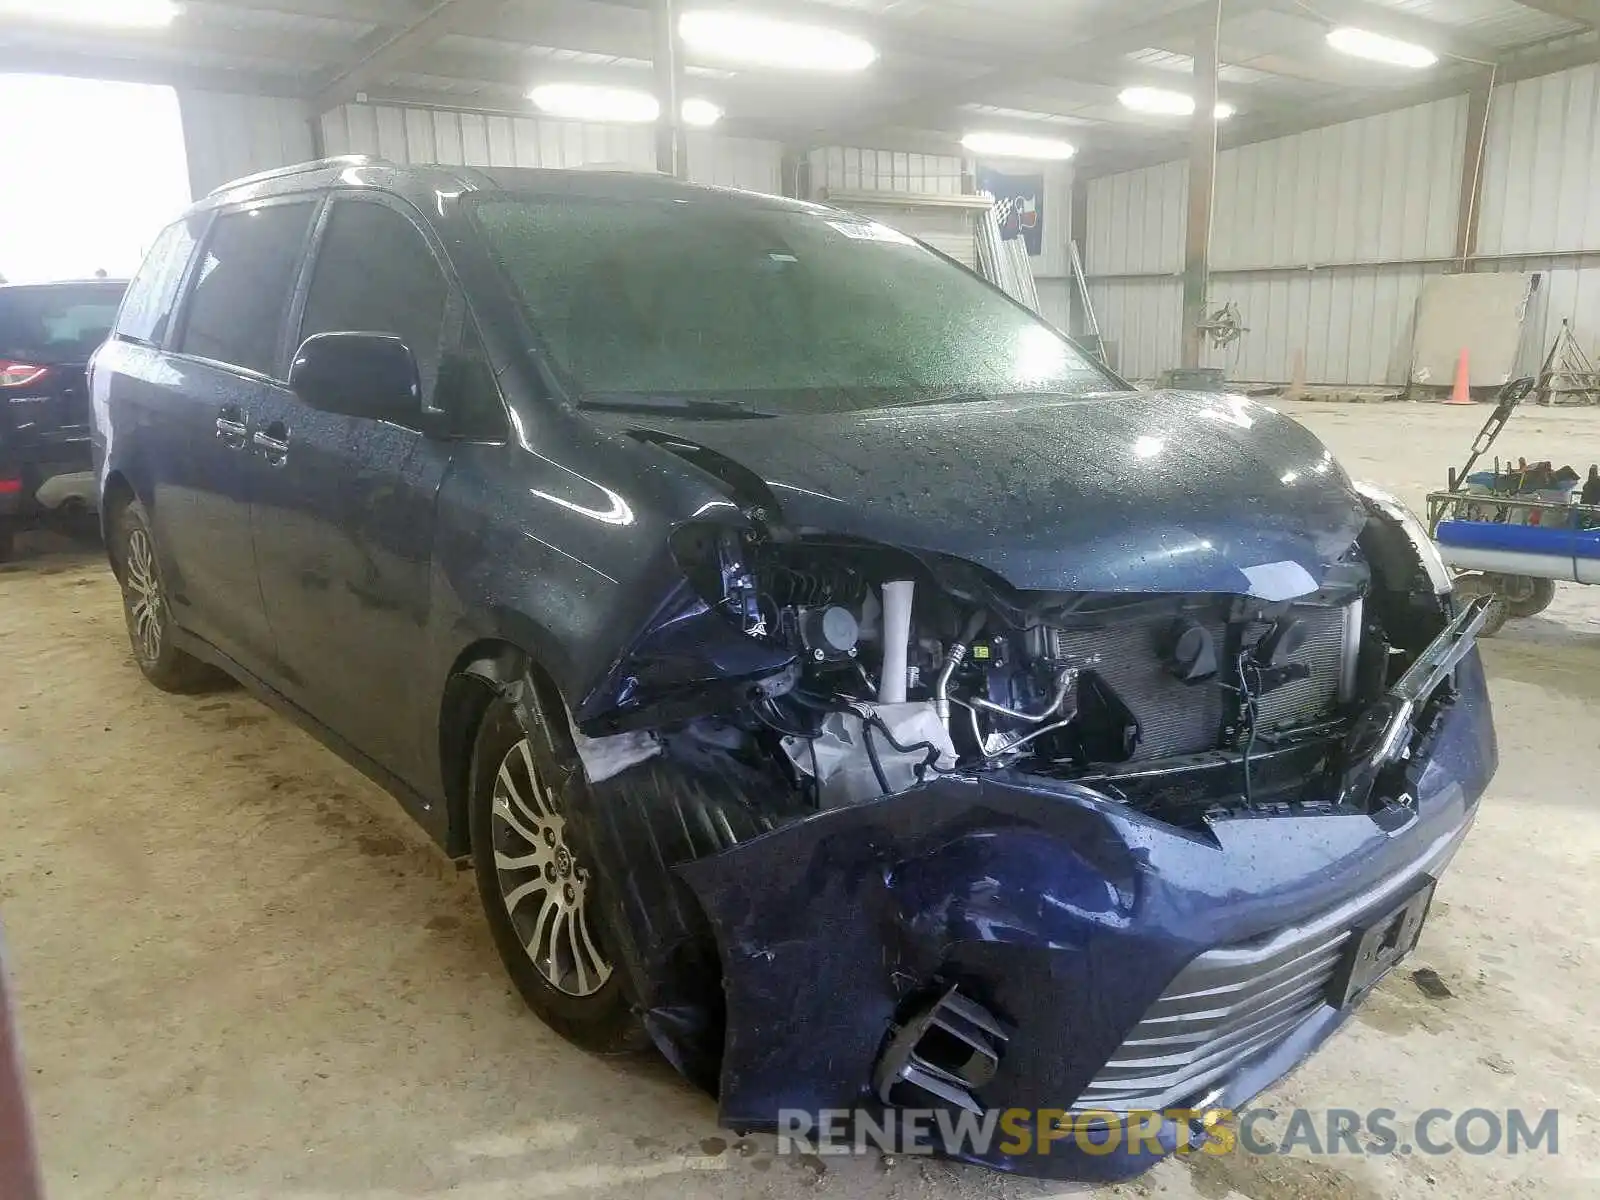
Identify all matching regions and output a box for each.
[208,155,393,197]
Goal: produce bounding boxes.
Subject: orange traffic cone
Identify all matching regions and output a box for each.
[1445,348,1473,404]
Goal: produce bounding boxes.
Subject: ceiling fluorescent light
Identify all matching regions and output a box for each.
[680,97,723,127]
[1119,87,1234,119]
[528,83,660,124]
[0,0,179,25]
[679,10,877,71]
[1326,27,1438,68]
[961,131,1076,161]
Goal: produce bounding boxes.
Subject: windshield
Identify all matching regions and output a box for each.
[470,194,1115,415]
[0,284,124,364]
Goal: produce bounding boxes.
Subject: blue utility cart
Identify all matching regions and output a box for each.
[1427,376,1600,634]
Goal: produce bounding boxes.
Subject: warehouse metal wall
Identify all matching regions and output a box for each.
[1086,97,1467,385]
[178,91,316,199]
[177,91,784,198]
[1476,61,1600,377]
[1089,62,1600,387]
[320,102,784,192]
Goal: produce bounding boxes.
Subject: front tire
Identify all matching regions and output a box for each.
[109,499,219,692]
[469,692,645,1055]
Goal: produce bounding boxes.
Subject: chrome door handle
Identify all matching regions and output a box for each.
[252,429,290,466]
[215,416,248,449]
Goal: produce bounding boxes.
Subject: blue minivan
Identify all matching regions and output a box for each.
[92,156,1495,1179]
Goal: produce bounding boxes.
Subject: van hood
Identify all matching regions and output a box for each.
[589,390,1367,598]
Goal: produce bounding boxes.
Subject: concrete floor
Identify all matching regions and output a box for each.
[2,400,1598,1200]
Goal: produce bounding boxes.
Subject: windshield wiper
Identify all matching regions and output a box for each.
[577,394,777,419]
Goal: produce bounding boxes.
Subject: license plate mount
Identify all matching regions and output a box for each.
[1328,878,1437,1008]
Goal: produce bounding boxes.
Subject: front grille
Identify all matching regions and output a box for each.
[1075,808,1474,1115]
[1075,926,1350,1111]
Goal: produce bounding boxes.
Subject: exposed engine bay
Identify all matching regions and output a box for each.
[573,506,1453,831]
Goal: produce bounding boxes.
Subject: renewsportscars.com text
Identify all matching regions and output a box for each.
[776,1106,1560,1158]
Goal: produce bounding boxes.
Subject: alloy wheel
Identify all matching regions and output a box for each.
[124,526,165,664]
[490,738,613,997]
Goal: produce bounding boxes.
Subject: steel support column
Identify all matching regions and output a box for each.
[652,0,687,179]
[1181,0,1223,369]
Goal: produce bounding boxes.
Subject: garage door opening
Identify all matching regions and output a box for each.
[0,75,190,285]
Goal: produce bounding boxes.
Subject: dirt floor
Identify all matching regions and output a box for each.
[2,399,1598,1200]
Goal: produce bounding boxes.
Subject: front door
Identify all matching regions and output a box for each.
[251,195,455,784]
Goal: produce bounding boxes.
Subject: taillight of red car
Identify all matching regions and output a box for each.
[0,361,50,388]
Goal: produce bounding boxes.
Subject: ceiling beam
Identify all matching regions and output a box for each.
[311,0,525,112]
[1510,1,1598,29]
[1266,0,1498,63]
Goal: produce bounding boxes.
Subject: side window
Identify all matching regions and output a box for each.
[179,202,315,376]
[298,200,448,402]
[114,215,203,346]
[435,319,509,440]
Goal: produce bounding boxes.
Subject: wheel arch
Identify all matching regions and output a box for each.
[100,471,137,580]
[437,631,572,858]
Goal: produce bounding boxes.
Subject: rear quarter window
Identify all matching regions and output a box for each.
[115,215,204,347]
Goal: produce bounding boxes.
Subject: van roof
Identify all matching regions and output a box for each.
[200,155,817,216]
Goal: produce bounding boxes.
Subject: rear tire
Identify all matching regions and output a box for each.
[469,691,646,1055]
[1452,572,1511,637]
[0,526,13,563]
[1506,576,1557,619]
[109,499,221,692]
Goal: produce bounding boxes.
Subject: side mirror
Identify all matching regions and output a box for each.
[289,332,420,420]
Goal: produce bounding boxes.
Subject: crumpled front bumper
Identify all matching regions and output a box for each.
[675,647,1496,1181]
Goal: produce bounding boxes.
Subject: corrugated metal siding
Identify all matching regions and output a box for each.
[1478,63,1600,256]
[1085,97,1468,385]
[1036,278,1071,333]
[1086,159,1186,276]
[177,91,315,198]
[1211,98,1465,269]
[685,132,784,193]
[320,104,783,189]
[1491,258,1600,375]
[179,95,784,196]
[1463,62,1600,378]
[1199,265,1447,386]
[1089,279,1184,382]
[321,103,660,170]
